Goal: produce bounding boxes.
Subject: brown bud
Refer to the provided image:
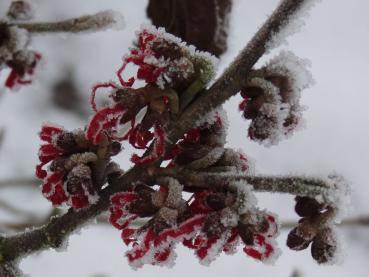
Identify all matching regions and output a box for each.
[151,40,184,61]
[311,228,337,264]
[240,86,263,99]
[49,157,67,175]
[286,227,311,251]
[128,185,158,216]
[203,212,225,237]
[65,176,94,195]
[295,196,325,217]
[0,22,11,47]
[265,74,292,104]
[7,1,33,20]
[108,141,122,156]
[237,222,255,245]
[206,193,227,211]
[55,132,78,152]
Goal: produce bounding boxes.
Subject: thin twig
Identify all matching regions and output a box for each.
[13,10,124,33]
[0,199,40,219]
[154,168,331,199]
[0,178,38,189]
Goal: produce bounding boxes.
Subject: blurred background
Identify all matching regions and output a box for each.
[0,0,368,276]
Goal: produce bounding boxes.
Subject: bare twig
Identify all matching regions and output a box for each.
[0,178,38,189]
[13,10,124,33]
[0,199,40,219]
[154,167,330,199]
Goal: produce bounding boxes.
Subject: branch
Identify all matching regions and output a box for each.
[169,0,309,141]
[0,165,151,262]
[13,10,124,33]
[0,261,19,277]
[154,168,332,198]
[0,0,315,265]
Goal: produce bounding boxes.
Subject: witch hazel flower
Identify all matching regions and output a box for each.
[109,175,280,269]
[0,3,41,90]
[185,181,281,264]
[88,25,218,166]
[36,123,122,210]
[239,51,313,146]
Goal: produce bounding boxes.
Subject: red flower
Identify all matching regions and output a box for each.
[5,52,41,89]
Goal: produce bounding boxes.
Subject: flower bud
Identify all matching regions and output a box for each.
[295,196,325,217]
[55,131,78,152]
[286,227,311,251]
[237,222,255,246]
[7,1,33,21]
[311,227,337,264]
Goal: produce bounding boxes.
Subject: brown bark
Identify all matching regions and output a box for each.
[147,0,232,56]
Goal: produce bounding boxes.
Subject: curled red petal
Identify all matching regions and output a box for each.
[111,192,139,206]
[131,124,166,165]
[239,98,248,111]
[196,236,220,260]
[116,60,135,87]
[90,82,117,112]
[86,104,126,145]
[39,124,63,143]
[38,144,63,163]
[42,173,68,206]
[35,162,48,179]
[5,69,19,89]
[243,247,263,260]
[70,195,90,210]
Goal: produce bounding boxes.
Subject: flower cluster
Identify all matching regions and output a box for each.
[239,51,313,146]
[36,123,121,210]
[88,25,217,166]
[33,25,345,269]
[109,176,279,269]
[287,196,339,264]
[0,1,40,90]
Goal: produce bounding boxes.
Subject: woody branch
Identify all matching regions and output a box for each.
[0,0,315,265]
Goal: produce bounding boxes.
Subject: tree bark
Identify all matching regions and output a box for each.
[147,0,232,56]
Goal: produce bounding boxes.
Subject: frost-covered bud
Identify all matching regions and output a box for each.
[295,196,326,217]
[203,212,226,237]
[311,227,337,264]
[239,51,312,146]
[0,22,11,49]
[237,223,255,245]
[108,141,122,156]
[286,227,312,251]
[55,131,78,152]
[66,164,94,195]
[206,193,227,211]
[7,1,34,21]
[49,157,68,175]
[128,187,159,217]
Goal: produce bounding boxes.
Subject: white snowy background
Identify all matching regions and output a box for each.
[0,0,369,276]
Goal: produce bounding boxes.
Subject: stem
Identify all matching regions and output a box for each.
[169,0,309,141]
[0,261,20,277]
[0,166,150,262]
[154,168,331,199]
[13,10,123,33]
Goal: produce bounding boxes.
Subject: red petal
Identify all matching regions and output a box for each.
[90,82,117,112]
[86,104,126,145]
